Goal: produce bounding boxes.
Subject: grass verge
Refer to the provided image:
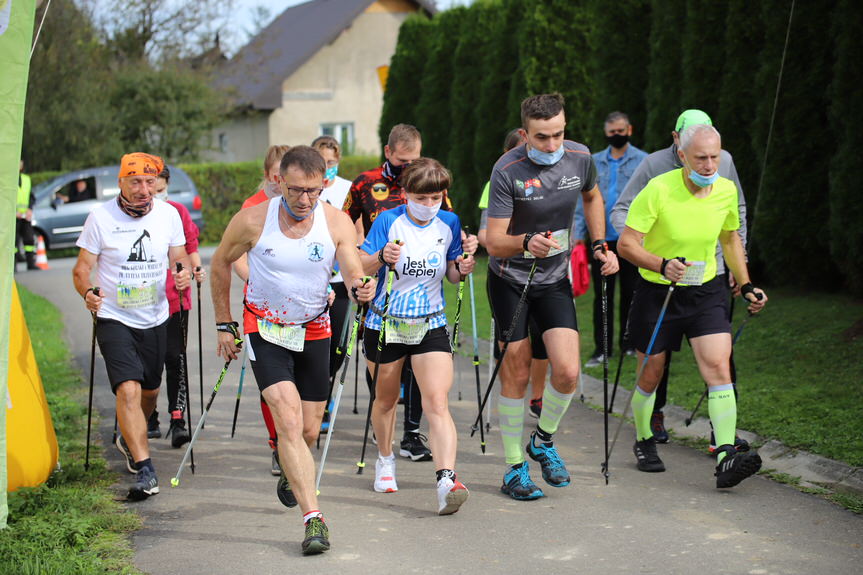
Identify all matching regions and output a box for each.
[0,287,142,575]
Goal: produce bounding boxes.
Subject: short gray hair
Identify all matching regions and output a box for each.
[679,124,721,150]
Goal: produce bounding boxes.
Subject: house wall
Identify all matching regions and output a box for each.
[201,113,270,164]
[269,1,416,156]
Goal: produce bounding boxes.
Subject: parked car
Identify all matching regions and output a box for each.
[31,165,203,250]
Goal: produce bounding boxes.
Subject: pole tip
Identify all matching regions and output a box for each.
[171,477,179,487]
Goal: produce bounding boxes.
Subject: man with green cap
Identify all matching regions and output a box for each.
[610,109,748,451]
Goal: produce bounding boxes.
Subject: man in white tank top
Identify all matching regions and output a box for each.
[210,146,375,556]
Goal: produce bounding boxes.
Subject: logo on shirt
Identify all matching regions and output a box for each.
[126,230,154,262]
[262,248,276,258]
[558,175,582,191]
[516,178,543,197]
[402,255,437,278]
[307,242,324,262]
[371,183,389,201]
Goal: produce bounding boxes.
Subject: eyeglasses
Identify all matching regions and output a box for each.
[284,186,323,199]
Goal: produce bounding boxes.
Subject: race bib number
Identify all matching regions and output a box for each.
[385,317,429,345]
[116,283,157,309]
[681,261,706,286]
[257,318,306,352]
[524,228,570,259]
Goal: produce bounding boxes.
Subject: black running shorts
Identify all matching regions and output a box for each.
[247,333,330,401]
[363,325,452,364]
[628,275,731,354]
[486,272,578,343]
[96,318,167,393]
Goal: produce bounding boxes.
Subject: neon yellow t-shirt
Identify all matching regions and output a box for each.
[625,169,739,285]
[478,181,490,209]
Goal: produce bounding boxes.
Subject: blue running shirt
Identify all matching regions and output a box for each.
[362,205,462,331]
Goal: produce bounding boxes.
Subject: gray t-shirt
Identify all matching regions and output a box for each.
[610,144,747,275]
[487,141,598,285]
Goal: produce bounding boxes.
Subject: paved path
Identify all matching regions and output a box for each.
[17,250,863,575]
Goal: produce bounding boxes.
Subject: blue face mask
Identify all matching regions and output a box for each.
[281,196,313,221]
[687,167,720,188]
[325,164,338,181]
[527,144,565,166]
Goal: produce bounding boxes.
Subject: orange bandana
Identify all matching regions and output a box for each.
[119,153,164,179]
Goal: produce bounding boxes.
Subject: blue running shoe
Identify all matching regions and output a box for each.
[500,461,544,500]
[526,432,571,487]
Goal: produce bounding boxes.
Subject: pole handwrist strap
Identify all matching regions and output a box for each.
[378,248,386,265]
[523,232,537,251]
[216,321,240,340]
[591,239,608,253]
[740,282,763,301]
[84,286,100,299]
[659,258,670,277]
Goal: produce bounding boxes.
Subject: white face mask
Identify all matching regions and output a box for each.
[407,198,442,222]
[155,191,168,200]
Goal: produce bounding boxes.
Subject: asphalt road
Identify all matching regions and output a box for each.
[16,249,863,575]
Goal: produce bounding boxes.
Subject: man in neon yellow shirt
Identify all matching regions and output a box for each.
[618,124,767,488]
[15,160,38,271]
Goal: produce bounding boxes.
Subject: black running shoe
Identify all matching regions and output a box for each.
[302,517,330,555]
[709,432,750,454]
[147,410,161,439]
[528,398,542,419]
[116,435,136,474]
[271,449,281,476]
[715,445,762,488]
[651,411,669,443]
[399,432,432,462]
[633,437,666,472]
[169,418,191,449]
[277,472,298,508]
[128,466,159,501]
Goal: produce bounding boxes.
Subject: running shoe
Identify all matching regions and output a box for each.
[271,449,281,476]
[169,418,190,448]
[651,411,669,443]
[116,435,136,474]
[437,476,470,516]
[528,398,542,419]
[633,437,666,472]
[709,432,751,454]
[277,472,298,508]
[500,461,544,500]
[715,445,762,488]
[526,432,571,487]
[128,466,159,501]
[374,456,398,493]
[302,517,330,555]
[147,410,161,439]
[399,432,432,462]
[585,353,605,368]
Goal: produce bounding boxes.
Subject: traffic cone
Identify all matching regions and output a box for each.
[35,235,50,270]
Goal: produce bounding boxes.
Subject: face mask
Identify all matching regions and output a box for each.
[407,198,441,222]
[155,191,168,200]
[281,195,315,221]
[117,193,153,218]
[527,144,565,166]
[685,162,720,188]
[384,160,407,181]
[606,134,629,149]
[325,164,338,181]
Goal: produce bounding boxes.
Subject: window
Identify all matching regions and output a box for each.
[218,132,228,153]
[319,123,355,154]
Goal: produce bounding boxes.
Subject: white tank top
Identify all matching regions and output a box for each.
[246,198,335,325]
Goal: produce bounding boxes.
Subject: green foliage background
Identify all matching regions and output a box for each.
[378,0,862,296]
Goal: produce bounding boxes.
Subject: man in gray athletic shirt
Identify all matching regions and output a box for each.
[610,109,749,451]
[486,93,619,500]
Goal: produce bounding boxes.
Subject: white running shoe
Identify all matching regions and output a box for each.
[437,477,469,515]
[374,455,398,493]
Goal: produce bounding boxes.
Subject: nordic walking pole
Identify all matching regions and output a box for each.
[608,314,633,413]
[352,332,360,414]
[468,272,486,453]
[196,266,204,419]
[471,258,540,437]
[175,263,195,473]
[357,259,396,474]
[171,345,240,487]
[84,287,101,471]
[230,339,248,437]
[600,276,611,484]
[452,253,469,400]
[318,278,370,489]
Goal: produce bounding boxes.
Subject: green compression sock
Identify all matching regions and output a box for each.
[631,386,656,441]
[498,396,525,465]
[537,385,575,436]
[709,384,737,463]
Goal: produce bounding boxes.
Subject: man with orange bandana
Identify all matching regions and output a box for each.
[73,152,191,501]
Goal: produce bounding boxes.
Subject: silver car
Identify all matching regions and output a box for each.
[31,165,203,250]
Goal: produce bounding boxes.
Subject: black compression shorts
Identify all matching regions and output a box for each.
[487,272,578,343]
[363,326,452,364]
[628,275,731,354]
[247,333,330,401]
[96,318,167,393]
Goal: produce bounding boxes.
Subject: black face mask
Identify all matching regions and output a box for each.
[606,133,630,149]
[384,160,407,181]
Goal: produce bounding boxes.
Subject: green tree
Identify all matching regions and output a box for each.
[24,0,120,171]
[679,0,726,117]
[587,0,652,151]
[643,0,685,150]
[828,0,863,296]
[749,0,836,286]
[378,15,433,155]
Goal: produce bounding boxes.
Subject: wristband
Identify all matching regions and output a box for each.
[523,232,537,252]
[591,240,608,253]
[659,258,669,277]
[216,321,240,340]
